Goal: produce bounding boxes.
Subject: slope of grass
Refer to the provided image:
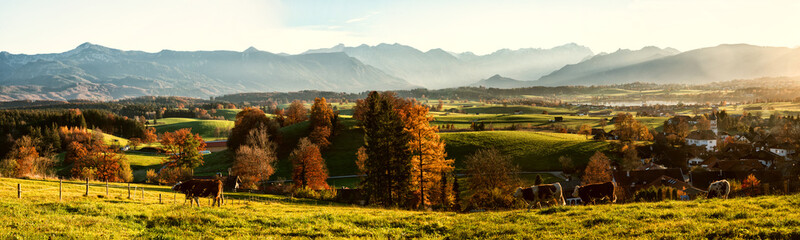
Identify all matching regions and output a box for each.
[2,177,800,239]
[152,118,234,141]
[441,131,613,171]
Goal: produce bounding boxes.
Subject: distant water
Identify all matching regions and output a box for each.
[574,101,698,106]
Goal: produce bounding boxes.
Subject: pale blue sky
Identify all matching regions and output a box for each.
[1,0,799,55]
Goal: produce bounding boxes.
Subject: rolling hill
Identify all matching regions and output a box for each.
[469,74,537,89]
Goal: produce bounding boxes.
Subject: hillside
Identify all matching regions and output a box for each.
[469,74,537,89]
[2,177,799,239]
[538,44,800,86]
[0,43,414,101]
[441,131,613,171]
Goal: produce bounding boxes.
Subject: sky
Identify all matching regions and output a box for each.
[1,0,799,55]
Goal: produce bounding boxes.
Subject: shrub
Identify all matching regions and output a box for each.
[465,188,524,211]
[146,169,159,184]
[158,166,193,185]
[293,186,320,199]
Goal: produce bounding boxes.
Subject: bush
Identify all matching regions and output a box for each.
[158,167,193,185]
[293,186,320,199]
[466,188,524,211]
[146,169,159,184]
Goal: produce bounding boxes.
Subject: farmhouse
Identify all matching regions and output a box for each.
[686,130,717,151]
[769,142,796,159]
[205,140,228,152]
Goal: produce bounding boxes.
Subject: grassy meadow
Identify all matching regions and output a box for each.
[2,177,800,239]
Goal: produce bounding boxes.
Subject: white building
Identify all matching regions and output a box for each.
[686,130,717,152]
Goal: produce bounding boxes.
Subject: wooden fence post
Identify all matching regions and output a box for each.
[173,192,176,204]
[17,184,21,199]
[159,194,162,204]
[85,178,89,196]
[127,183,131,199]
[105,181,109,197]
[141,188,144,201]
[59,179,62,202]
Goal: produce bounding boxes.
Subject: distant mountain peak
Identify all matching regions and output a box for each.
[244,46,260,53]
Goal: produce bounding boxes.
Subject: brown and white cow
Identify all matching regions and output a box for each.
[513,182,565,211]
[572,182,616,205]
[172,179,224,207]
[707,180,730,199]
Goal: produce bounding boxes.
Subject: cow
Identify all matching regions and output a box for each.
[572,182,617,205]
[707,180,730,199]
[172,179,224,207]
[513,183,565,211]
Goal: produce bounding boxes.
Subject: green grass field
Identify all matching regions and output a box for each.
[432,113,666,131]
[441,131,613,171]
[151,118,235,141]
[2,177,800,239]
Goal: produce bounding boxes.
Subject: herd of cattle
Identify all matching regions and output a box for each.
[513,180,731,210]
[169,178,732,209]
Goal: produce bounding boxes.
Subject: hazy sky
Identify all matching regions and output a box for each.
[1,0,799,55]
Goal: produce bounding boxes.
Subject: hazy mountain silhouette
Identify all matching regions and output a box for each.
[469,74,537,88]
[0,43,414,101]
[304,43,594,88]
[536,44,800,86]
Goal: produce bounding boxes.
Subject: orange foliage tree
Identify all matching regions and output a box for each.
[285,100,308,126]
[397,99,455,208]
[160,128,206,170]
[232,125,277,189]
[0,136,39,178]
[227,107,279,151]
[614,113,653,141]
[67,131,131,182]
[309,97,336,148]
[582,151,613,184]
[289,138,329,190]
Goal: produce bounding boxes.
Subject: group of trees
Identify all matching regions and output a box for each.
[229,101,335,191]
[63,127,133,182]
[356,91,455,209]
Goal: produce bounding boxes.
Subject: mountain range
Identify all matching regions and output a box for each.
[1,43,800,101]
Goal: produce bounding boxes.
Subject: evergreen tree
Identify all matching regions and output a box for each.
[360,91,411,207]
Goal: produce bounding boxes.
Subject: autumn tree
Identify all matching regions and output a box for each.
[67,132,131,182]
[309,97,336,148]
[290,138,329,190]
[465,148,520,193]
[359,91,412,207]
[663,117,690,141]
[160,128,206,171]
[232,124,277,189]
[559,156,575,174]
[227,107,280,151]
[129,138,142,151]
[582,151,613,184]
[578,124,592,139]
[620,143,641,171]
[397,99,455,208]
[695,115,711,131]
[0,136,39,178]
[285,100,308,126]
[614,113,653,141]
[142,127,158,144]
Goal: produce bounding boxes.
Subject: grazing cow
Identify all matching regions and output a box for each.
[172,179,224,207]
[572,182,617,205]
[707,180,730,199]
[513,183,565,211]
